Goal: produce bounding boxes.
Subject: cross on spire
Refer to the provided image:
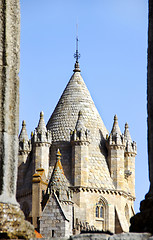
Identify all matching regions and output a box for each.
[74,24,80,62]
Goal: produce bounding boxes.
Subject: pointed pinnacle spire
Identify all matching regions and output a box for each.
[19,120,29,141]
[124,122,132,142]
[37,111,47,133]
[111,114,122,136]
[75,110,85,131]
[73,24,81,72]
[49,149,68,189]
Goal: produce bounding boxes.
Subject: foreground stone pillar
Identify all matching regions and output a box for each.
[130,0,153,233]
[0,1,35,238]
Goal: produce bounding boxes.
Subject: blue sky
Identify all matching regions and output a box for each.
[20,0,148,213]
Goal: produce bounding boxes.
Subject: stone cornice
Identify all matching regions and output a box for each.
[18,150,30,155]
[71,140,90,146]
[69,186,135,201]
[109,145,125,150]
[124,152,137,157]
[33,142,50,147]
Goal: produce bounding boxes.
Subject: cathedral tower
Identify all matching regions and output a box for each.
[17,47,137,237]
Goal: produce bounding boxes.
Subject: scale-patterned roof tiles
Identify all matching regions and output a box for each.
[47,65,115,189]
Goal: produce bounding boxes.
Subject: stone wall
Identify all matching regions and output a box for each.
[40,193,73,238]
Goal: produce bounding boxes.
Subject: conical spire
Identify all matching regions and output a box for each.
[111,115,122,136]
[37,111,47,133]
[47,53,114,190]
[19,120,29,142]
[124,122,132,142]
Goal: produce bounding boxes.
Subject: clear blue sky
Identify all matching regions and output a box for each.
[20,0,148,213]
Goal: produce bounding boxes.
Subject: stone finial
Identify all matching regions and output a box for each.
[111,114,122,136]
[19,120,29,142]
[70,110,90,142]
[124,123,137,154]
[33,111,52,143]
[108,115,124,146]
[19,120,30,152]
[37,111,47,133]
[56,149,61,159]
[124,122,132,142]
[73,61,81,72]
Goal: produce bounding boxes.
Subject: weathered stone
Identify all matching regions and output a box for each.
[130,0,153,234]
[109,233,152,240]
[70,233,110,240]
[0,0,35,238]
[0,203,35,239]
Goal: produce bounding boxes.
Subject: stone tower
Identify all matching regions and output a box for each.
[17,59,137,238]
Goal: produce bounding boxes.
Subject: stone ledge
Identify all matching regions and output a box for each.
[30,232,153,240]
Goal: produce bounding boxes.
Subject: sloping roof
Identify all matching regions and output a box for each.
[47,64,114,189]
[47,68,108,142]
[34,230,43,238]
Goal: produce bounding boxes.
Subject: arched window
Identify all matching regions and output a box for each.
[95,202,104,219]
[100,206,103,218]
[95,197,108,231]
[96,206,99,217]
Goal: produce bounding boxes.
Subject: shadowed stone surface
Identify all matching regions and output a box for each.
[130,0,153,234]
[32,233,152,240]
[0,0,35,238]
[0,203,35,239]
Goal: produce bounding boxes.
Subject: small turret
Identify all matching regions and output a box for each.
[124,123,137,155]
[19,120,30,151]
[18,120,31,165]
[107,115,125,190]
[48,149,70,201]
[32,111,51,178]
[71,111,90,187]
[34,111,51,143]
[71,110,89,142]
[124,123,137,196]
[109,115,125,146]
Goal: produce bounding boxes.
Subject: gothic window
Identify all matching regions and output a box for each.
[100,206,103,218]
[96,206,99,217]
[96,203,104,219]
[95,197,108,231]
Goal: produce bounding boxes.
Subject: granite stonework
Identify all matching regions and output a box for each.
[17,62,137,238]
[30,232,153,240]
[0,0,35,238]
[0,203,34,239]
[69,233,152,240]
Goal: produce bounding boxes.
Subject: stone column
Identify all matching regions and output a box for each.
[147,0,153,198]
[0,1,35,238]
[130,0,153,233]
